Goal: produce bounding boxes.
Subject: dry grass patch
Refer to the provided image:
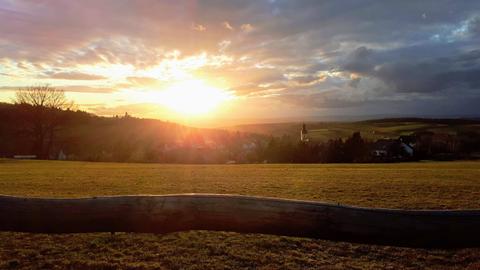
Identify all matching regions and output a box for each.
[0,160,479,269]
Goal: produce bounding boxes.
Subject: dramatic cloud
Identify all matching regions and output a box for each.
[61,85,117,93]
[0,0,479,120]
[191,24,207,32]
[222,21,234,31]
[126,76,162,86]
[41,71,107,80]
[0,85,116,93]
[343,47,480,93]
[240,24,254,33]
[469,17,480,37]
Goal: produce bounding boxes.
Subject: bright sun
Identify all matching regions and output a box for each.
[154,79,233,116]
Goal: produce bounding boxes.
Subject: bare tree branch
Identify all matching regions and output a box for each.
[14,85,72,110]
[14,85,74,159]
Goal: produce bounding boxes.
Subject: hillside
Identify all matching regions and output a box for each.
[226,118,480,142]
[2,102,479,163]
[0,103,265,163]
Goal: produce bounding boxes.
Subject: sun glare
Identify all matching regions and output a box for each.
[154,79,233,116]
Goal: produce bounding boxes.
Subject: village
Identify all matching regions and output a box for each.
[7,119,477,164]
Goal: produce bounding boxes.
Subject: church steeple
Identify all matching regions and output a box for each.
[301,123,309,142]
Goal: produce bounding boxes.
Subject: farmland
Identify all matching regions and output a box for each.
[227,118,480,142]
[0,160,479,269]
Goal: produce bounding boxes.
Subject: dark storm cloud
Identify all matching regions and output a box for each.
[343,47,375,74]
[277,91,366,109]
[468,16,480,37]
[342,46,480,93]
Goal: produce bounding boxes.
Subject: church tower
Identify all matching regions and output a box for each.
[300,123,309,142]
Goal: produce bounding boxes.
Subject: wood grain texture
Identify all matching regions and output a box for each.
[0,194,479,248]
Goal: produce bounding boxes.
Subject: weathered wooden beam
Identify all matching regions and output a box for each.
[0,194,479,248]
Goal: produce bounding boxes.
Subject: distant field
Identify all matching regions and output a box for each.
[0,160,479,269]
[227,118,480,141]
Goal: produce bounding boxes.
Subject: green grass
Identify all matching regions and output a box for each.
[1,160,479,269]
[306,121,461,141]
[307,122,434,141]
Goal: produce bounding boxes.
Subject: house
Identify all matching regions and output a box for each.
[371,139,396,157]
[58,150,67,160]
[371,138,414,161]
[400,142,414,157]
[399,135,416,147]
[242,142,257,151]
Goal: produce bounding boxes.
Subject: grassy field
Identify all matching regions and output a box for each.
[0,160,479,269]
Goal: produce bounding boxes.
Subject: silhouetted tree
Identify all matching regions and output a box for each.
[14,85,73,159]
[344,132,368,162]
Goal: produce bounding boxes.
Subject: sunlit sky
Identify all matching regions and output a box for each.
[1,1,480,126]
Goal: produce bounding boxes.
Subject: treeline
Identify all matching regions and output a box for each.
[0,102,266,163]
[258,131,480,163]
[2,101,480,164]
[260,132,369,163]
[1,84,479,164]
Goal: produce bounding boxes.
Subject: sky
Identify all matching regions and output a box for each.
[1,0,479,126]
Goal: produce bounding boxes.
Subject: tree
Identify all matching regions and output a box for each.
[14,85,73,159]
[344,132,368,162]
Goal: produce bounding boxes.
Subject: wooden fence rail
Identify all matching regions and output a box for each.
[1,194,479,248]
